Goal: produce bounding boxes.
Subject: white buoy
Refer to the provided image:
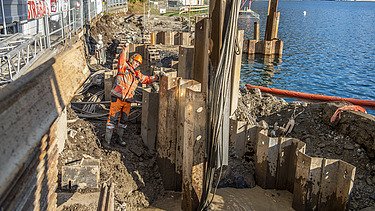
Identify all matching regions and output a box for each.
[303,11,307,16]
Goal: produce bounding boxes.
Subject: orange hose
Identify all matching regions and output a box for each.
[245,84,375,108]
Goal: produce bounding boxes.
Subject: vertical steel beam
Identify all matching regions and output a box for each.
[0,0,6,35]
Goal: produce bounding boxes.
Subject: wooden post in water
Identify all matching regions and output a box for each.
[265,0,279,41]
[254,22,260,41]
[271,12,280,40]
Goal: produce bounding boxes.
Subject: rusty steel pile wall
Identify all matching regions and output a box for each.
[230,120,356,211]
[141,73,206,211]
[0,41,89,210]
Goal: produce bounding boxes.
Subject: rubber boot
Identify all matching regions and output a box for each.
[117,126,126,146]
[105,128,113,145]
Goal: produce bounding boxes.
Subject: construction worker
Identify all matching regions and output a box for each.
[105,51,159,146]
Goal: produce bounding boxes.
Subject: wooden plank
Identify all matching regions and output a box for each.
[334,160,356,210]
[271,12,280,40]
[254,22,260,41]
[179,32,191,46]
[193,18,210,94]
[157,73,182,191]
[229,119,247,157]
[247,40,257,54]
[276,137,292,190]
[209,0,226,68]
[287,139,306,192]
[265,0,279,41]
[263,40,274,55]
[255,132,269,188]
[265,137,279,188]
[177,79,197,174]
[230,30,244,116]
[141,88,159,150]
[292,152,323,211]
[178,46,195,79]
[150,32,156,45]
[318,158,339,210]
[275,40,283,56]
[181,83,206,211]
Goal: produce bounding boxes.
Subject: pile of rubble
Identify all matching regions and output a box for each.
[90,13,185,47]
[57,107,165,210]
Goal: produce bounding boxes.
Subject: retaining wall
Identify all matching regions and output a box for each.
[0,41,89,209]
[230,119,356,210]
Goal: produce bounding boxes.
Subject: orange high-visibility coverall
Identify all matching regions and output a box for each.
[107,52,157,129]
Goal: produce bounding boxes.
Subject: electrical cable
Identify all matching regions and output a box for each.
[199,0,242,209]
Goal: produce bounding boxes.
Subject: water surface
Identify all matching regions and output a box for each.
[239,1,375,104]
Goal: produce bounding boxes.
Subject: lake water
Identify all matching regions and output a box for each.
[239,1,375,106]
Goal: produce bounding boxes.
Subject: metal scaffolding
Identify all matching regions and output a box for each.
[0,34,46,84]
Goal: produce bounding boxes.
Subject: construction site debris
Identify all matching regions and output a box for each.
[236,89,375,210]
[90,13,184,48]
[58,108,164,210]
[61,158,100,191]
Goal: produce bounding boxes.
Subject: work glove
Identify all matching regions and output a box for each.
[153,70,167,82]
[157,70,167,81]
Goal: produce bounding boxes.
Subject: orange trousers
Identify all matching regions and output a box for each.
[107,97,131,129]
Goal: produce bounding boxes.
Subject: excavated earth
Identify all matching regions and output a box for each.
[90,13,185,47]
[57,87,375,210]
[57,10,375,211]
[235,88,375,211]
[57,107,165,210]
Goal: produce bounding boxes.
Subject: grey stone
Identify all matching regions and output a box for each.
[360,205,375,211]
[61,158,100,190]
[344,142,355,150]
[258,120,268,129]
[366,177,373,185]
[318,143,326,148]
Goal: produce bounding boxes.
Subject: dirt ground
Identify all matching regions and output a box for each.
[236,88,375,210]
[57,106,164,210]
[57,79,375,211]
[57,8,375,211]
[90,13,185,47]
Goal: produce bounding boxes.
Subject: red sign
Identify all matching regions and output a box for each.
[28,0,50,20]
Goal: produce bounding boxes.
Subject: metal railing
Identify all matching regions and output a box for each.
[107,0,127,8]
[0,34,46,84]
[0,7,82,84]
[0,0,127,84]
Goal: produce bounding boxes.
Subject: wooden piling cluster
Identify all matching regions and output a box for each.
[141,73,207,210]
[153,31,192,46]
[141,17,245,210]
[230,119,356,211]
[243,0,283,56]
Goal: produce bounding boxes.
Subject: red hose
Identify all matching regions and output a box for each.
[245,84,375,108]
